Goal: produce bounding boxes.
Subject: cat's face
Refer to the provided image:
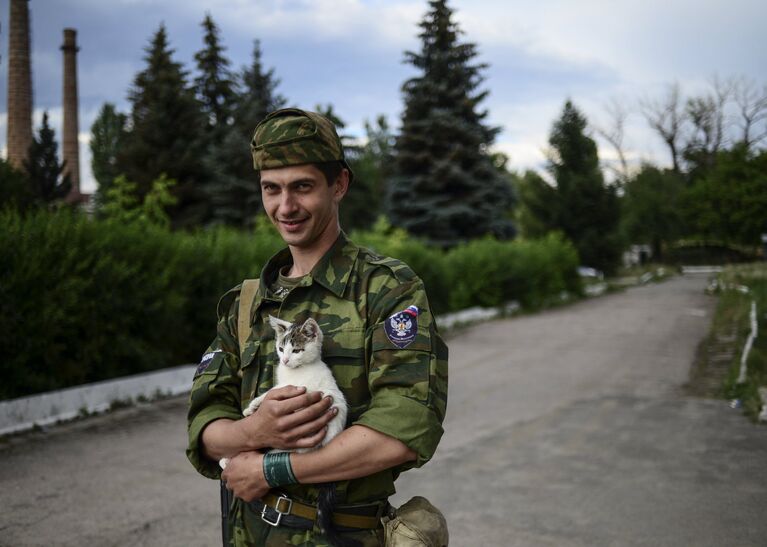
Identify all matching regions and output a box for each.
[269,316,323,368]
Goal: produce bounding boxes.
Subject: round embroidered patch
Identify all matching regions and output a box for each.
[385,306,419,349]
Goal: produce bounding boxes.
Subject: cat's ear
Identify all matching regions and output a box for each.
[269,315,291,338]
[300,317,322,341]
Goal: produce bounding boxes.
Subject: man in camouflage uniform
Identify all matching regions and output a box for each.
[186,108,448,546]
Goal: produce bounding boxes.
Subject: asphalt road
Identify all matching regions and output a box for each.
[2,273,766,546]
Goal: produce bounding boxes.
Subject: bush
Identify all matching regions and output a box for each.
[443,233,580,311]
[0,210,581,399]
[0,208,283,399]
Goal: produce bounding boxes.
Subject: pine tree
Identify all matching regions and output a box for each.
[203,40,286,227]
[90,102,127,206]
[118,24,207,227]
[389,0,514,247]
[24,112,71,205]
[194,14,236,132]
[546,100,621,273]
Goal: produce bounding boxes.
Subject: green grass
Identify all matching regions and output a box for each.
[713,264,767,421]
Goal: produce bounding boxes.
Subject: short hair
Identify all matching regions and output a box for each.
[315,161,344,186]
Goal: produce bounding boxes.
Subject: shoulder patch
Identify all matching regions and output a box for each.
[385,306,420,349]
[195,350,221,376]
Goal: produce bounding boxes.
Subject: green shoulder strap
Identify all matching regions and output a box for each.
[237,279,261,362]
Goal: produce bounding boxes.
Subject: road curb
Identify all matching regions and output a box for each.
[0,364,196,436]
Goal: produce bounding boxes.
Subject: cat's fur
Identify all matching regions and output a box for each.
[241,315,348,443]
[221,316,357,547]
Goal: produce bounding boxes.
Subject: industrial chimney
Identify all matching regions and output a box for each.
[6,0,33,170]
[61,28,81,201]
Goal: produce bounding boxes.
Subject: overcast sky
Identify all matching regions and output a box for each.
[1,0,765,194]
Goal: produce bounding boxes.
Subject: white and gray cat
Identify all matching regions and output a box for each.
[242,315,348,444]
[220,315,358,547]
[219,315,348,469]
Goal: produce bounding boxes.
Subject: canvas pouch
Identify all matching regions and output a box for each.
[382,496,448,547]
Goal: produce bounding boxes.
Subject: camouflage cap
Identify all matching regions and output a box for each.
[251,108,354,183]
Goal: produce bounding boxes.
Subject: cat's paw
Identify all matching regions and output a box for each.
[219,457,229,469]
[242,402,259,417]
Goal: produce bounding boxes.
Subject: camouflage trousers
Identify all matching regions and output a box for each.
[228,500,385,547]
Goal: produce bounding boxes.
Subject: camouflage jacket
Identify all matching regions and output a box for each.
[186,233,448,542]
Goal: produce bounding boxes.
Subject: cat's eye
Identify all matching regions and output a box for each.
[292,349,300,353]
[278,346,284,352]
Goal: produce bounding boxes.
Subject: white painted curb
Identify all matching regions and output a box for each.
[436,301,521,331]
[0,364,196,436]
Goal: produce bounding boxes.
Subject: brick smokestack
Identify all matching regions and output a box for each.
[6,0,33,170]
[61,28,81,199]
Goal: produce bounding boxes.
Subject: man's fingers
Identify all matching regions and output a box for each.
[266,385,307,401]
[285,408,337,441]
[281,396,334,427]
[292,425,329,449]
[278,391,328,414]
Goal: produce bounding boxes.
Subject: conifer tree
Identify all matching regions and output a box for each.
[90,102,127,206]
[118,24,207,227]
[24,112,71,205]
[203,40,286,227]
[389,0,514,246]
[194,14,236,132]
[546,100,621,273]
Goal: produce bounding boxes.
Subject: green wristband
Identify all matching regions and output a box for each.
[262,451,298,488]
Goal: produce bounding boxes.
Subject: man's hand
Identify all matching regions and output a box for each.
[242,385,337,450]
[200,385,336,461]
[221,451,268,502]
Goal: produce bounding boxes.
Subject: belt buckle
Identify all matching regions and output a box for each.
[261,494,293,527]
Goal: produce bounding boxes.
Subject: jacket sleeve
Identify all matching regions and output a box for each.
[353,266,448,470]
[186,290,244,479]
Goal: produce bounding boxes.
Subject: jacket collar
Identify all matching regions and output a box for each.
[260,232,359,299]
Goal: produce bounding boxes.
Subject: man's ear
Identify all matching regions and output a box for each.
[333,169,350,203]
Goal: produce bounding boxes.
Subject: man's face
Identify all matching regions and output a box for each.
[260,164,348,250]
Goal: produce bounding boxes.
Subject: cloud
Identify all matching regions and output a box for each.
[2,0,765,186]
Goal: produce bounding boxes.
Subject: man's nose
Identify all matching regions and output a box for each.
[278,192,298,216]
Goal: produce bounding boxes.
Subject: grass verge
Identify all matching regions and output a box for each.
[690,263,767,421]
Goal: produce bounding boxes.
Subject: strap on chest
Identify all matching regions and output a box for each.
[237,279,261,362]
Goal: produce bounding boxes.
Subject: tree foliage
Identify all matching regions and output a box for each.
[102,174,178,229]
[23,111,71,206]
[389,0,514,247]
[343,115,395,230]
[515,170,557,239]
[194,14,236,132]
[202,39,287,227]
[519,101,621,272]
[118,24,207,227]
[90,102,127,205]
[547,100,621,273]
[0,158,33,211]
[621,165,685,258]
[682,145,767,246]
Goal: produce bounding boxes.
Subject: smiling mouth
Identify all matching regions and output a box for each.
[279,218,307,226]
